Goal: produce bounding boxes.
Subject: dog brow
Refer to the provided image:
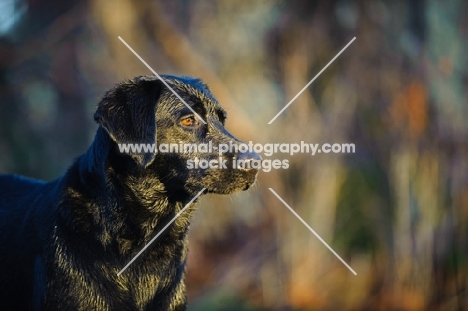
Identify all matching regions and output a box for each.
[216,107,227,122]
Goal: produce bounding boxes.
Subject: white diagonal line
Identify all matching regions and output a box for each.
[117,36,207,124]
[117,188,206,276]
[268,188,357,275]
[268,37,356,124]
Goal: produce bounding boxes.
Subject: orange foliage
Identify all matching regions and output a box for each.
[391,82,428,140]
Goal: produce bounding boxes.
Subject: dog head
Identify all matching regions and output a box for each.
[94,75,261,195]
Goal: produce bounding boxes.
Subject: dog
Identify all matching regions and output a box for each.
[0,75,261,310]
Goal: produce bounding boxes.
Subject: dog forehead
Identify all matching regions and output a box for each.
[161,75,224,115]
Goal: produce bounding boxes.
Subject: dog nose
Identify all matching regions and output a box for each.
[236,152,262,171]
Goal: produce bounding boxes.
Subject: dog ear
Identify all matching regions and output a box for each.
[94,76,163,167]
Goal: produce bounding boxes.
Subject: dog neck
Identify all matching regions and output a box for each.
[64,127,196,255]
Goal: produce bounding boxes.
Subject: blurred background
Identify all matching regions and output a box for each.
[0,0,467,310]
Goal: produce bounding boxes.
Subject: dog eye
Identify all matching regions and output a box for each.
[180,116,197,127]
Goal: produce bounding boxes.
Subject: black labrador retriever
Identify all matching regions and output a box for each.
[0,75,261,310]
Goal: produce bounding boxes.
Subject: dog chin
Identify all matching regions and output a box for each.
[205,180,256,194]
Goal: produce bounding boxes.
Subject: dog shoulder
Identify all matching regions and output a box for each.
[0,174,47,206]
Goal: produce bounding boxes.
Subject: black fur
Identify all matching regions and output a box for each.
[0,75,260,310]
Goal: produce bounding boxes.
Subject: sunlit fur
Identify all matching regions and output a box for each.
[0,75,259,310]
